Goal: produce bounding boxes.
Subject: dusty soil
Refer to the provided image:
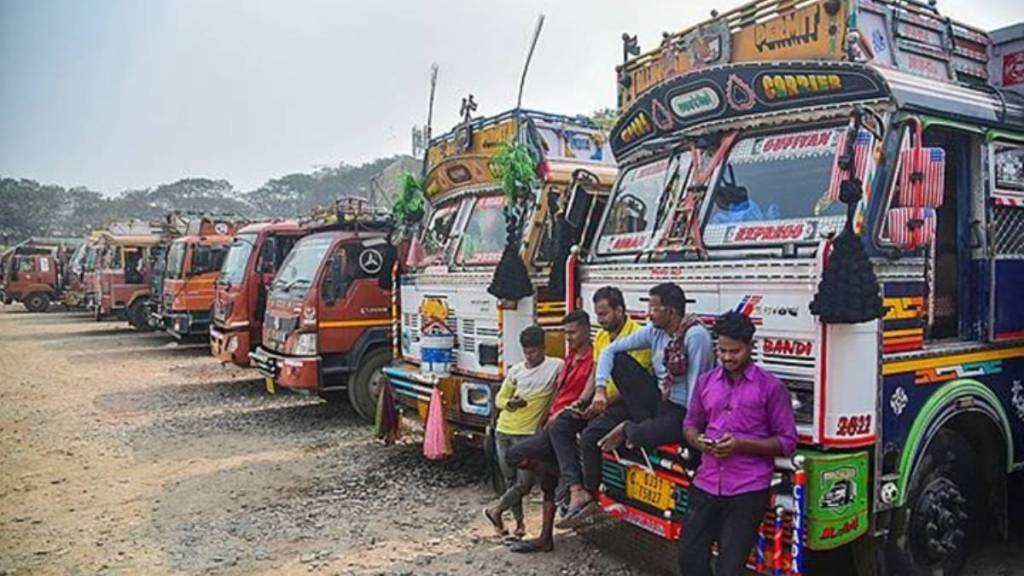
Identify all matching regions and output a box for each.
[1,307,1021,576]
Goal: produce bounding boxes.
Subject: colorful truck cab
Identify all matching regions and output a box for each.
[249,199,395,421]
[383,108,617,448]
[92,232,169,330]
[574,2,1023,574]
[210,220,305,366]
[157,218,239,339]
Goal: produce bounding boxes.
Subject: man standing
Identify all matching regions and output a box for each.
[498,310,594,553]
[558,282,713,526]
[546,286,652,524]
[679,312,797,576]
[484,326,563,538]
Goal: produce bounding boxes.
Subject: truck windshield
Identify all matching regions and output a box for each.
[456,195,506,266]
[271,236,333,295]
[596,158,672,255]
[219,233,258,286]
[703,127,848,247]
[165,242,187,280]
[408,199,460,268]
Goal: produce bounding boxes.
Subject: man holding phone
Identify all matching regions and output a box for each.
[679,312,797,576]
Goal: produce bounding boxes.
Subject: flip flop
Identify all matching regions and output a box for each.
[509,540,553,553]
[554,498,599,529]
[482,507,507,536]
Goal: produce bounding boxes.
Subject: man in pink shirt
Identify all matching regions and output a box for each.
[680,312,797,576]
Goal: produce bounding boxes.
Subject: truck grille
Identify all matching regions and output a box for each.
[263,314,298,352]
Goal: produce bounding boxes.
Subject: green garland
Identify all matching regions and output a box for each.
[490,142,538,202]
[392,172,425,225]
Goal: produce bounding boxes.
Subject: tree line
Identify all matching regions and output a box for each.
[0,155,417,245]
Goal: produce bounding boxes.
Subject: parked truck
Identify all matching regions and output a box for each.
[154,218,240,339]
[210,220,305,366]
[0,243,61,312]
[92,231,172,330]
[572,2,1023,575]
[249,198,395,421]
[382,107,617,449]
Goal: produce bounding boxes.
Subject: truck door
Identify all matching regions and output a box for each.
[987,139,1024,340]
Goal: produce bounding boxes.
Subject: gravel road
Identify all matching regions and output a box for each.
[1,307,1021,575]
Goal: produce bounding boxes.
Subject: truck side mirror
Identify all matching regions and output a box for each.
[897,146,945,208]
[377,245,397,290]
[887,207,936,251]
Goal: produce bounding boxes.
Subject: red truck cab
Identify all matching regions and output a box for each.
[1,249,60,312]
[210,220,305,366]
[93,234,165,329]
[249,205,394,421]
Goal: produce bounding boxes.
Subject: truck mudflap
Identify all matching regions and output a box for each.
[249,346,320,391]
[209,326,251,366]
[597,448,869,574]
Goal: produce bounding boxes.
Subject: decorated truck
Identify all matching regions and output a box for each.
[154,218,239,339]
[210,219,306,367]
[92,230,175,330]
[248,198,395,421]
[382,106,617,449]
[571,2,1024,574]
[0,243,62,312]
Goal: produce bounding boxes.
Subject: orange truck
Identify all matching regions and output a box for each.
[92,232,172,329]
[210,220,306,366]
[0,244,61,312]
[155,218,241,339]
[249,199,395,421]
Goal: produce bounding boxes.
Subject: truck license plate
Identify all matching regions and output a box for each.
[626,467,674,510]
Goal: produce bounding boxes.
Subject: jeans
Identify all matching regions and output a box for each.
[494,432,534,520]
[505,428,559,502]
[677,486,770,576]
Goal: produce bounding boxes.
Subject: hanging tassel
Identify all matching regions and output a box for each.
[374,380,400,445]
[423,387,453,460]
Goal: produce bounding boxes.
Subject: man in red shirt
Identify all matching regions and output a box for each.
[501,310,593,553]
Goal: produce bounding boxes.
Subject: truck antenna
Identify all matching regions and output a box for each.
[421,63,439,177]
[516,14,545,110]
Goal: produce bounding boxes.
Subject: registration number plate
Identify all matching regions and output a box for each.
[626,467,674,510]
[265,377,276,394]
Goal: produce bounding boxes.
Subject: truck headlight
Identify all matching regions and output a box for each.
[460,382,491,417]
[293,332,317,356]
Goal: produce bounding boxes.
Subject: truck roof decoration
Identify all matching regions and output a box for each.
[300,196,393,232]
[424,108,613,200]
[610,0,1024,160]
[618,0,993,110]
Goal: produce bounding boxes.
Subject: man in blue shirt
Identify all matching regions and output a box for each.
[558,282,714,527]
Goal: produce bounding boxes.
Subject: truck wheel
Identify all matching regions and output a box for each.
[24,293,50,313]
[885,429,976,575]
[348,348,391,423]
[128,299,153,331]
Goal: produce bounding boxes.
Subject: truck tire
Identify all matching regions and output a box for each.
[885,429,977,575]
[128,299,153,331]
[348,347,391,423]
[24,292,50,313]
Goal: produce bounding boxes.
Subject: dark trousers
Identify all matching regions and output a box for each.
[553,353,689,492]
[678,486,770,576]
[505,427,559,502]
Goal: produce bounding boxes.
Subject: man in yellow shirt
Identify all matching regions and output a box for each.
[548,286,653,527]
[484,326,563,537]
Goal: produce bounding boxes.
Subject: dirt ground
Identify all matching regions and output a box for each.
[1,307,1022,576]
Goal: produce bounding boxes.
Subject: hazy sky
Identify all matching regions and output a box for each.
[1,0,1022,195]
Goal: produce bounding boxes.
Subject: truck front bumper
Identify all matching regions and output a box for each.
[249,346,320,392]
[165,311,211,339]
[210,326,252,367]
